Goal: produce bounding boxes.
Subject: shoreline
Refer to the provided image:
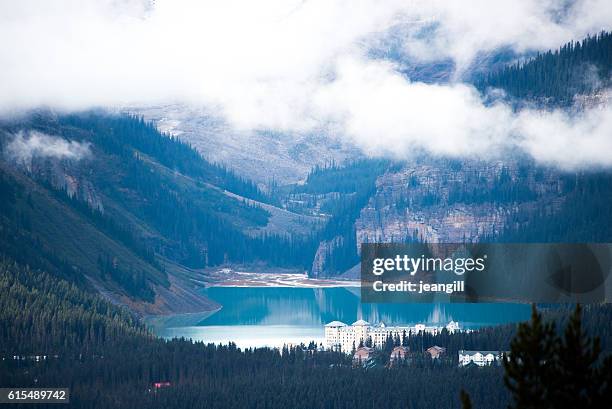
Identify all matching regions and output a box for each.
[202,269,361,288]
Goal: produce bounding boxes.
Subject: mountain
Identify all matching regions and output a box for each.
[355,158,562,244]
[123,104,363,184]
[476,31,612,106]
[303,32,612,277]
[0,112,320,314]
[299,156,611,278]
[355,158,612,243]
[2,31,611,298]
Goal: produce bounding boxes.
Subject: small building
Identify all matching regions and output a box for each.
[353,346,374,364]
[153,382,171,389]
[458,350,507,367]
[446,321,460,332]
[426,345,446,359]
[390,346,409,363]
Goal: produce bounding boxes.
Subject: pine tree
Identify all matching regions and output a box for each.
[553,305,604,408]
[460,390,472,409]
[504,305,558,408]
[462,305,612,409]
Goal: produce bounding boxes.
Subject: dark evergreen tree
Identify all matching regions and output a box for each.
[462,305,612,409]
[477,31,612,106]
[504,306,558,409]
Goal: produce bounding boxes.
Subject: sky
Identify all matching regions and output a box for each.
[1,0,612,169]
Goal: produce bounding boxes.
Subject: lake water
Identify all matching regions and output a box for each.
[151,287,531,348]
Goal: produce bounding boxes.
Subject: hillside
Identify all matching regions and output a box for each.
[0,112,319,313]
[2,256,611,409]
[301,156,610,278]
[0,258,150,355]
[477,31,612,106]
[304,32,612,277]
[125,103,363,184]
[2,32,611,291]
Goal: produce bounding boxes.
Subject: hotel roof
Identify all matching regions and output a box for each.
[352,319,370,326]
[459,350,505,356]
[325,321,347,327]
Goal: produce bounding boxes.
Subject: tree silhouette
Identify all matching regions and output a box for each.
[462,305,612,409]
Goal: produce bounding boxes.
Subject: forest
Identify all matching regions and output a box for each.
[0,112,320,303]
[474,32,612,241]
[496,172,612,243]
[293,159,392,275]
[1,258,611,409]
[477,31,612,106]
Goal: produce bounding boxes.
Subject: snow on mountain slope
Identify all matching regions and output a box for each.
[124,103,362,184]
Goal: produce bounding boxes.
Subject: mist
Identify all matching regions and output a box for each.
[1,0,612,169]
[5,131,91,165]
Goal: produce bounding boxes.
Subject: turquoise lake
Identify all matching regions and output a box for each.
[152,287,532,348]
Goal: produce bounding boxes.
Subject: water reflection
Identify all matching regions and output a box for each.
[198,287,531,328]
[153,287,531,348]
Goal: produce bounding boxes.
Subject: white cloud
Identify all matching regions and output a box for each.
[515,104,612,169]
[310,57,612,169]
[5,131,91,164]
[1,0,612,169]
[311,57,514,159]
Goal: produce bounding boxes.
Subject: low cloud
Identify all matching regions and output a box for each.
[515,103,612,169]
[311,58,514,160]
[310,57,612,169]
[0,0,611,170]
[6,131,91,165]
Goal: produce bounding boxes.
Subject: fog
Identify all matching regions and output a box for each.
[1,0,611,169]
[5,131,91,165]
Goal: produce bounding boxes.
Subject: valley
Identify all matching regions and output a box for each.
[0,32,611,321]
[2,3,612,409]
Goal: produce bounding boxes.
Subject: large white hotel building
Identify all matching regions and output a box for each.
[324,319,461,353]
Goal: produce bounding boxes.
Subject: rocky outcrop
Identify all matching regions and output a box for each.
[355,159,567,247]
[21,156,105,212]
[310,235,344,277]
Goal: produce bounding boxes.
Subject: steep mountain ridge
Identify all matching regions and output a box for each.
[0,112,319,314]
[124,104,362,184]
[308,158,611,278]
[307,31,612,277]
[2,32,610,298]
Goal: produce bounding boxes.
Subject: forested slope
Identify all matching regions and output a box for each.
[2,257,611,409]
[0,112,316,310]
[476,32,612,242]
[477,31,612,105]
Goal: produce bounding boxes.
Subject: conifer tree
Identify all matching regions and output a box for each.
[504,305,558,408]
[462,305,612,409]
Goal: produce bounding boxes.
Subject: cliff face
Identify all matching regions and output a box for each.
[27,157,105,212]
[311,235,344,277]
[355,160,567,247]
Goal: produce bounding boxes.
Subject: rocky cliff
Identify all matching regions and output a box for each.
[355,159,567,247]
